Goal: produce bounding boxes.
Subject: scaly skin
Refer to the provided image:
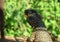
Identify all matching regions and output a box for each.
[27,28,53,42]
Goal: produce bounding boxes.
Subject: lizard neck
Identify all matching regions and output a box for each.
[33,27,47,32]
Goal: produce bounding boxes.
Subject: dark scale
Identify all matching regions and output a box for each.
[25,9,45,29]
[27,16,45,28]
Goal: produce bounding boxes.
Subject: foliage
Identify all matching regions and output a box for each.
[4,0,60,38]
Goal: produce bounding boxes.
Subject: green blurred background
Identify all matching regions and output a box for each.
[4,0,60,38]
